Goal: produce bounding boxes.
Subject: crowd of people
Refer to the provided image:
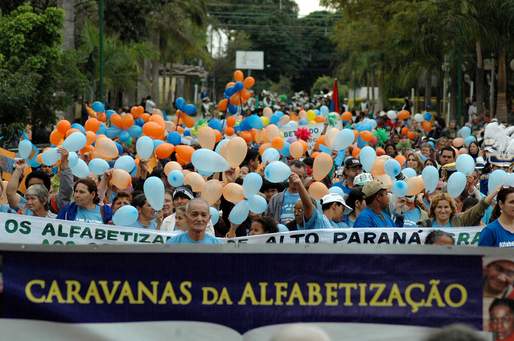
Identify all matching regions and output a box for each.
[1,88,514,247]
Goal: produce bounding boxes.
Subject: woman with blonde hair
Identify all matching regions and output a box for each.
[406,152,423,174]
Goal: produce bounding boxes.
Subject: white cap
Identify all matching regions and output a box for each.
[321,193,352,214]
[354,172,374,187]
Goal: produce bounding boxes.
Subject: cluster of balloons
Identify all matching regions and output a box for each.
[217,70,255,115]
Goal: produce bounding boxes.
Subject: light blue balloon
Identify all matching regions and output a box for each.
[489,169,507,194]
[421,166,439,193]
[89,158,110,176]
[384,159,401,178]
[246,114,263,129]
[128,125,142,138]
[106,127,121,139]
[112,205,138,226]
[97,123,107,136]
[319,144,331,155]
[329,186,344,196]
[391,180,408,197]
[229,200,250,224]
[215,138,229,154]
[144,177,165,211]
[153,140,164,148]
[320,105,329,116]
[106,110,116,121]
[18,140,32,159]
[198,169,214,177]
[71,123,86,134]
[248,195,267,214]
[41,148,60,166]
[114,155,136,173]
[332,129,355,151]
[458,126,471,138]
[264,161,291,183]
[281,142,290,157]
[68,152,79,168]
[92,101,105,113]
[210,207,220,225]
[447,171,467,198]
[299,118,308,126]
[359,146,376,172]
[262,148,280,163]
[402,168,417,178]
[119,130,131,143]
[168,170,184,187]
[71,159,90,178]
[243,172,263,198]
[136,136,154,160]
[456,154,475,176]
[424,112,432,121]
[368,119,377,130]
[464,135,476,147]
[192,148,230,173]
[505,173,514,187]
[62,132,87,152]
[277,224,289,232]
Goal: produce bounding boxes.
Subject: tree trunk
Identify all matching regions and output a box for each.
[377,67,385,112]
[424,68,432,111]
[475,40,485,114]
[151,59,160,104]
[60,0,76,49]
[450,66,457,121]
[370,69,376,112]
[496,47,508,122]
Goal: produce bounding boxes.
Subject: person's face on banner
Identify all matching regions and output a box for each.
[490,304,514,340]
[486,261,514,295]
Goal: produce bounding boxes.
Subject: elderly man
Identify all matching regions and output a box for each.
[167,199,220,244]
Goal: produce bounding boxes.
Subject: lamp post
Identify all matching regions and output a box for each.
[98,0,105,102]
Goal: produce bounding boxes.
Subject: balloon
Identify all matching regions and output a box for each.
[402,168,417,178]
[41,148,60,166]
[341,112,352,121]
[290,141,304,159]
[56,120,71,135]
[143,177,164,211]
[243,172,263,198]
[233,70,244,82]
[424,112,432,121]
[406,176,425,196]
[262,148,280,164]
[387,110,397,120]
[71,159,90,178]
[271,136,284,150]
[248,194,267,214]
[398,110,410,120]
[167,131,181,145]
[419,166,438,194]
[106,126,122,139]
[110,169,131,190]
[89,158,110,176]
[329,186,344,196]
[67,152,79,168]
[223,183,245,203]
[165,169,183,189]
[128,125,142,139]
[92,101,105,113]
[120,114,134,130]
[183,104,197,116]
[192,149,230,173]
[360,146,376,172]
[175,97,185,110]
[264,161,291,183]
[119,130,131,144]
[456,154,475,176]
[226,137,247,168]
[173,145,193,166]
[184,172,205,192]
[281,142,290,157]
[142,122,164,139]
[155,143,175,160]
[18,140,32,159]
[447,172,467,198]
[210,207,220,225]
[458,126,471,138]
[308,181,329,200]
[199,179,223,205]
[112,205,138,226]
[414,113,424,123]
[229,200,249,224]
[392,180,408,197]
[489,169,507,194]
[505,173,514,187]
[384,159,401,178]
[62,132,87,152]
[85,118,101,132]
[136,136,154,161]
[49,130,64,146]
[332,129,355,151]
[313,153,333,181]
[198,126,216,150]
[114,155,136,173]
[464,135,476,147]
[243,76,255,89]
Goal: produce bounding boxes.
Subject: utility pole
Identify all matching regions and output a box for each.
[456,52,463,125]
[98,0,105,102]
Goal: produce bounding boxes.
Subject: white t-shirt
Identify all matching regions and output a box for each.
[161,213,215,235]
[145,99,156,114]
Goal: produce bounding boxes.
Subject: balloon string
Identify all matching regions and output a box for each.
[175,111,181,131]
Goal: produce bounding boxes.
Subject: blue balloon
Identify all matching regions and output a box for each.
[402,168,417,178]
[41,148,60,166]
[106,110,116,121]
[210,207,220,225]
[384,159,401,178]
[175,97,185,111]
[234,81,244,92]
[128,125,142,139]
[245,114,263,129]
[198,169,214,177]
[356,136,367,148]
[144,177,165,211]
[167,170,184,187]
[28,145,40,168]
[89,158,110,176]
[248,195,267,214]
[281,142,290,157]
[329,186,344,196]
[320,106,329,116]
[243,172,263,198]
[115,142,124,155]
[183,104,197,116]
[359,146,376,172]
[274,111,284,118]
[192,149,230,173]
[422,166,439,193]
[464,135,476,147]
[262,148,280,163]
[270,114,280,125]
[183,129,191,137]
[136,136,154,160]
[319,144,331,155]
[229,200,250,224]
[153,140,164,148]
[71,123,86,134]
[447,172,467,198]
[119,130,131,143]
[238,119,250,131]
[112,205,139,226]
[392,180,408,197]
[299,118,308,126]
[456,154,475,176]
[458,126,471,138]
[228,104,239,115]
[106,127,122,139]
[71,159,90,178]
[224,86,237,98]
[68,152,79,168]
[92,101,105,113]
[208,118,223,132]
[489,169,507,194]
[167,131,181,145]
[18,139,32,159]
[424,112,432,121]
[62,132,87,152]
[135,118,145,127]
[114,155,136,173]
[97,123,107,135]
[332,129,355,151]
[264,161,291,183]
[314,109,320,116]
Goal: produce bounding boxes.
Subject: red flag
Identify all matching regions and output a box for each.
[332,79,340,113]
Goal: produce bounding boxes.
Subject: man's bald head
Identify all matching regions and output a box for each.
[186,198,210,213]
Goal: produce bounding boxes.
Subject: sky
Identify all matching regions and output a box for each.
[295,0,326,17]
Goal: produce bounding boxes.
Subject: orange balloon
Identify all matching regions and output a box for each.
[143,122,164,139]
[226,137,247,168]
[95,136,119,160]
[407,131,416,140]
[422,121,432,132]
[299,139,308,152]
[401,127,409,136]
[50,130,63,146]
[56,120,71,135]
[198,126,216,150]
[218,99,228,112]
[201,179,223,205]
[155,143,175,159]
[233,70,244,82]
[80,144,95,155]
[341,112,352,121]
[86,131,96,145]
[223,183,244,203]
[398,110,411,120]
[352,147,361,158]
[120,113,134,130]
[176,126,184,134]
[142,113,150,122]
[184,172,205,192]
[226,116,236,127]
[149,114,165,129]
[181,114,195,128]
[110,169,131,190]
[97,112,106,122]
[376,147,386,156]
[395,154,407,166]
[264,124,280,142]
[85,117,101,132]
[110,113,122,128]
[317,135,326,146]
[65,128,80,138]
[271,136,284,150]
[239,131,253,143]
[164,161,182,175]
[371,156,389,177]
[407,176,425,196]
[131,106,144,119]
[243,76,255,89]
[311,152,320,159]
[308,181,329,200]
[230,94,241,106]
[290,141,304,159]
[240,89,252,102]
[360,130,373,142]
[315,116,325,123]
[214,130,222,143]
[313,153,333,181]
[175,145,194,165]
[259,143,271,156]
[225,126,235,136]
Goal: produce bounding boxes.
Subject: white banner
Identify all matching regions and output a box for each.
[0,213,481,246]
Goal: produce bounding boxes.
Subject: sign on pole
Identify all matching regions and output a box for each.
[236,51,264,70]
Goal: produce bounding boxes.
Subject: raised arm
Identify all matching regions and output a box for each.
[290,173,314,220]
[56,147,73,209]
[6,159,27,209]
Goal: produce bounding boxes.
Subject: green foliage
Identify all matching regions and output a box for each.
[311,76,334,95]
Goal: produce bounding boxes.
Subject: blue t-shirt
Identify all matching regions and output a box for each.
[167,232,220,244]
[431,219,452,228]
[129,219,158,230]
[333,181,352,194]
[479,219,514,247]
[279,191,300,225]
[403,207,421,227]
[353,207,396,228]
[0,204,15,214]
[75,206,103,224]
[302,209,349,230]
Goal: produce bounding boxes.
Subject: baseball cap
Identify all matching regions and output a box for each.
[353,172,373,187]
[172,186,194,200]
[362,180,389,198]
[344,157,362,168]
[475,156,486,170]
[321,193,352,214]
